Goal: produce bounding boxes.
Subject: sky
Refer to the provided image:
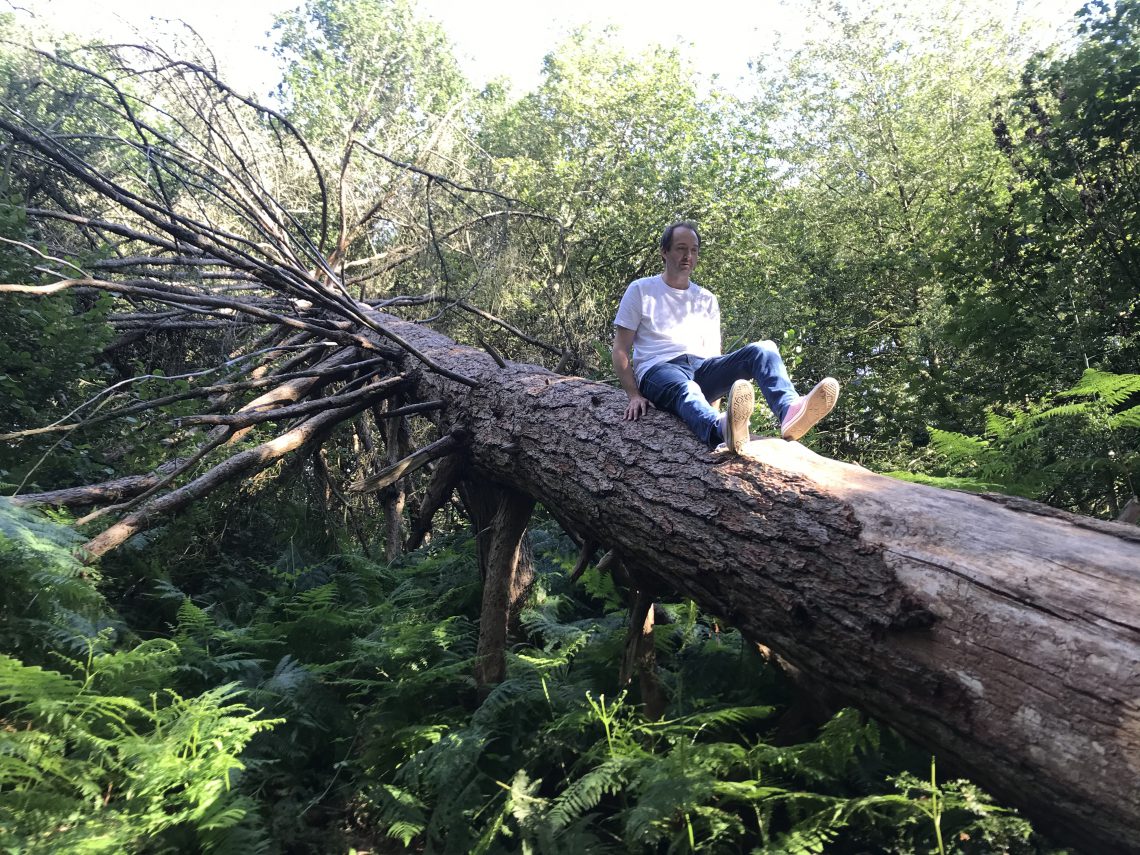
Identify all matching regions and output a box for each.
[14,0,1084,97]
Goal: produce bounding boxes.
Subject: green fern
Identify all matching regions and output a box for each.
[0,653,279,853]
[910,370,1139,516]
[1057,369,1140,406]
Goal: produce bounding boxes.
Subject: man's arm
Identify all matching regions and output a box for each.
[612,326,652,421]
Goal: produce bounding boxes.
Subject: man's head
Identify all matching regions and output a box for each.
[660,221,700,285]
[660,221,701,253]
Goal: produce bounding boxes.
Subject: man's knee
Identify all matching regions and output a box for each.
[678,379,708,402]
[743,340,781,364]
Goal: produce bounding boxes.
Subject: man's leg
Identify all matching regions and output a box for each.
[694,340,798,423]
[696,341,839,440]
[639,356,722,448]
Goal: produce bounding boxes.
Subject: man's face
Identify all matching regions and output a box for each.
[662,228,699,280]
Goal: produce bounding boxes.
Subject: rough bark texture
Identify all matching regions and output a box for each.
[363,306,1140,854]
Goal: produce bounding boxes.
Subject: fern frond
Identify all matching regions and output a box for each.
[1023,401,1091,422]
[928,428,994,465]
[548,756,636,831]
[984,411,1014,438]
[1059,369,1140,405]
[1111,404,1140,429]
[670,704,776,730]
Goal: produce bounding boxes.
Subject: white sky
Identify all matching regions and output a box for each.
[14,0,1083,97]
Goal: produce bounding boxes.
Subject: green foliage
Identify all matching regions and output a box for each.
[0,499,111,665]
[273,0,465,144]
[948,0,1140,393]
[0,206,116,484]
[0,503,279,853]
[0,4,1126,853]
[0,485,1064,854]
[476,28,763,368]
[305,529,1049,855]
[737,1,1033,466]
[892,369,1139,517]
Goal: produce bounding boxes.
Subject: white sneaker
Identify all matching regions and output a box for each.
[725,380,755,454]
[781,378,840,441]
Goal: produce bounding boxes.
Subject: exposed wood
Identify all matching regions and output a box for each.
[620,586,666,720]
[348,431,465,494]
[359,306,1140,854]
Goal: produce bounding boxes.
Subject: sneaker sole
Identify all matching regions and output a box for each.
[781,378,839,441]
[726,380,755,454]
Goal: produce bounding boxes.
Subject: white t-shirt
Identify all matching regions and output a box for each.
[614,275,721,383]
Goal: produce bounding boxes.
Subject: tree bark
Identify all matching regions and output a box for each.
[465,481,535,687]
[361,306,1140,854]
[10,461,185,508]
[620,585,667,721]
[383,406,410,562]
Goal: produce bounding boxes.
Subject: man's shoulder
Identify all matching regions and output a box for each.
[691,280,715,297]
[624,274,664,294]
[686,281,718,307]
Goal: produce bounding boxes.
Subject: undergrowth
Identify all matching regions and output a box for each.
[0,499,1067,854]
[890,369,1139,518]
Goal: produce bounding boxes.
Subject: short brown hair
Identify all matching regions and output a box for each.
[660,221,701,252]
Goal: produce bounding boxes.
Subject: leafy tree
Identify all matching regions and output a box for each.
[949,0,1140,396]
[272,0,464,146]
[270,0,512,308]
[478,29,768,365]
[743,2,1033,463]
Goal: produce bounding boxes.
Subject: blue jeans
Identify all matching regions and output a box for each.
[638,341,798,449]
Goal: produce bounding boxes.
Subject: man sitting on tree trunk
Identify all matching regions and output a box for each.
[612,221,840,454]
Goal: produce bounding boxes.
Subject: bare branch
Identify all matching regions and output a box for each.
[178,374,412,428]
[352,138,522,205]
[10,460,187,508]
[79,398,377,561]
[348,431,466,495]
[374,294,564,356]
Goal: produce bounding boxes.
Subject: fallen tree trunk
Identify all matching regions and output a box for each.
[364,306,1140,854]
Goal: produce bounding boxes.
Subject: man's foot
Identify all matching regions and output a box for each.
[781,378,840,441]
[725,380,755,453]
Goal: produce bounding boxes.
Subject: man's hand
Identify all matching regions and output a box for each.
[624,393,653,421]
[612,326,652,422]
